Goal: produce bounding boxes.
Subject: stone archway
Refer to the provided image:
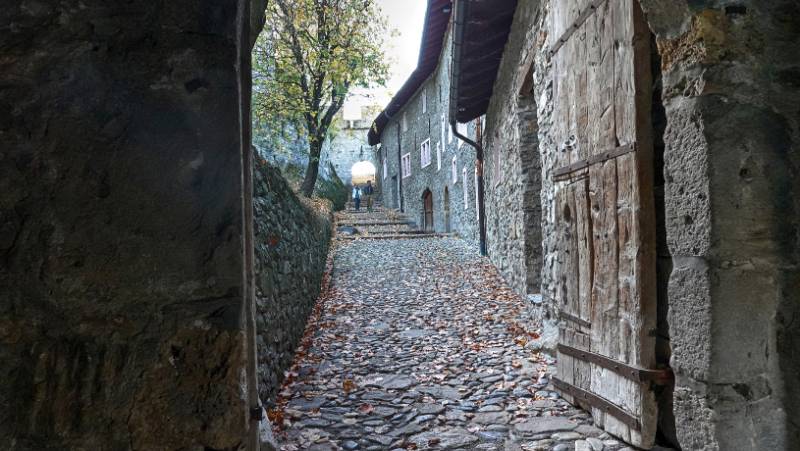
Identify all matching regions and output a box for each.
[350,161,377,186]
[443,187,451,233]
[517,84,542,295]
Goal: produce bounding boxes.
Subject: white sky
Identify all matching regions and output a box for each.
[342,0,428,120]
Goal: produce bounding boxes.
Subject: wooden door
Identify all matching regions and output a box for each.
[444,187,451,232]
[423,190,434,232]
[549,0,667,448]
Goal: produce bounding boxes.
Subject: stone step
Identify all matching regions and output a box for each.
[335,221,414,227]
[336,233,455,241]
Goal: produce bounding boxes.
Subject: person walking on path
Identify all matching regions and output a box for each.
[352,185,362,211]
[363,180,374,212]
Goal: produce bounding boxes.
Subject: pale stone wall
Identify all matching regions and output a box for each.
[0,1,257,448]
[322,124,374,185]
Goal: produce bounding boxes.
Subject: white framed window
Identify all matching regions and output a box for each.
[436,142,442,171]
[463,167,469,209]
[440,115,447,149]
[402,112,408,132]
[447,120,454,144]
[401,153,412,178]
[422,88,427,114]
[451,157,458,183]
[475,167,480,212]
[457,122,468,147]
[420,139,432,168]
[383,157,388,180]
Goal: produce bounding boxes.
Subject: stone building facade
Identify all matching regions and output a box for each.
[455,0,800,449]
[373,24,480,245]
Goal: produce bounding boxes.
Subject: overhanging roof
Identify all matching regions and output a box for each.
[367,0,452,145]
[449,0,518,123]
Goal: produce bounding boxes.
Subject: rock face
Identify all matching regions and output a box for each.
[0,1,262,449]
[253,159,333,404]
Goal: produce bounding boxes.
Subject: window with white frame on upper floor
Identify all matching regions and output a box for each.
[451,156,458,183]
[457,122,468,147]
[402,112,408,132]
[462,167,469,209]
[420,139,431,168]
[436,142,442,171]
[422,88,427,114]
[401,153,411,178]
[440,115,446,149]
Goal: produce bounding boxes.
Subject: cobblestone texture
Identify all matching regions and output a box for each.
[272,236,644,451]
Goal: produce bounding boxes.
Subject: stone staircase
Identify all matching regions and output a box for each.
[335,201,452,241]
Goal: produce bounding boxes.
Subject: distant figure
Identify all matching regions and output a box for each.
[363,180,374,212]
[352,185,362,211]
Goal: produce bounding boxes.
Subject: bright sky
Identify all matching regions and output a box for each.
[342,0,427,120]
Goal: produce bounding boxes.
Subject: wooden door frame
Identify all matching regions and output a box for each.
[422,189,434,232]
[443,186,451,232]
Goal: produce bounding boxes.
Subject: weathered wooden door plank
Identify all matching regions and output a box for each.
[552,1,660,448]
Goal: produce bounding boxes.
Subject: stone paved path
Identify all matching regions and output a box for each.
[272,237,639,451]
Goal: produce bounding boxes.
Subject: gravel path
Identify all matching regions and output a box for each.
[272,237,636,451]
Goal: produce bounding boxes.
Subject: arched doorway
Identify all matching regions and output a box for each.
[350,161,376,186]
[443,187,451,232]
[422,189,434,232]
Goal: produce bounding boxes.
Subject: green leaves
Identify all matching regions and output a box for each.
[252,0,390,152]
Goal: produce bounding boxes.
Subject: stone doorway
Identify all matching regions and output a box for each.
[422,189,434,232]
[443,186,451,232]
[351,160,377,186]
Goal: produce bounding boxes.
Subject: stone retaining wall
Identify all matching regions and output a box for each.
[253,158,333,404]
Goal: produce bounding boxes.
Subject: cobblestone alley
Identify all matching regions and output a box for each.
[271,231,642,450]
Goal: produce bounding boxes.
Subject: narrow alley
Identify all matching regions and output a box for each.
[272,211,633,451]
[4,1,798,450]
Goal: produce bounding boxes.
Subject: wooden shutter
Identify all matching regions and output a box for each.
[550,0,667,448]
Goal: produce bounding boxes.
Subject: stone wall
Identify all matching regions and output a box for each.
[255,119,377,186]
[253,159,333,404]
[520,0,800,449]
[323,124,375,185]
[0,1,259,449]
[639,1,800,449]
[482,0,543,298]
[378,23,480,246]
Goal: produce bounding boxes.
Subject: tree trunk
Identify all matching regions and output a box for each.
[300,138,323,197]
